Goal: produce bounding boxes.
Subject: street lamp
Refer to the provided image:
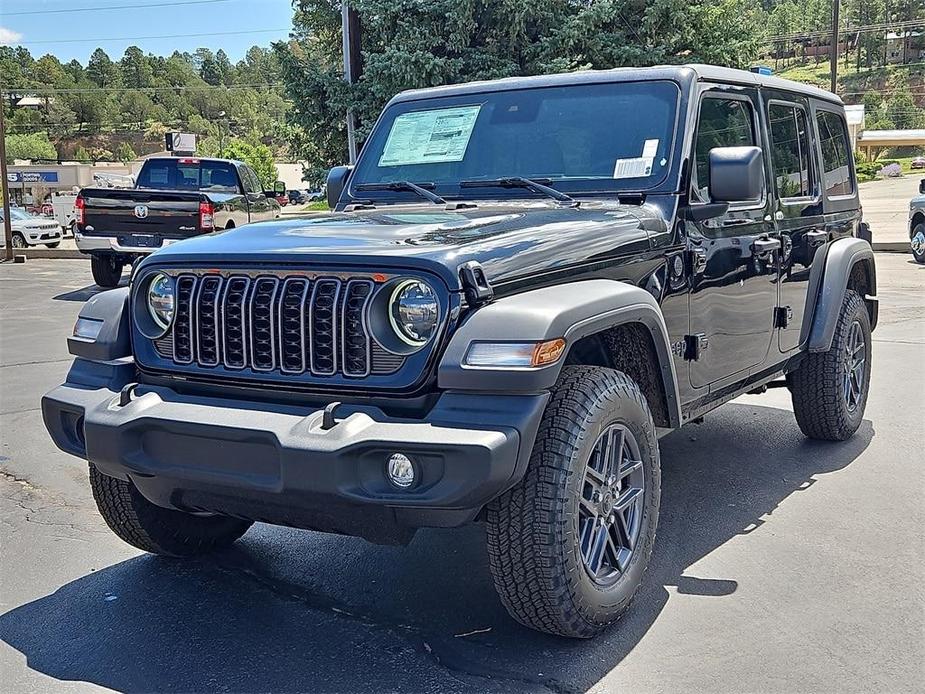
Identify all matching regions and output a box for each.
[217,111,226,158]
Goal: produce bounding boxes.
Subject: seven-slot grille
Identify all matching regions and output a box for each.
[161,273,379,378]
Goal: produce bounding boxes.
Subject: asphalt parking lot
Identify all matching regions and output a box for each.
[1,256,923,693]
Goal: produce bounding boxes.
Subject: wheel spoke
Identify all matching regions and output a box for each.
[611,508,635,552]
[582,521,609,575]
[601,427,623,481]
[605,530,627,572]
[614,486,642,513]
[619,458,643,481]
[579,494,598,517]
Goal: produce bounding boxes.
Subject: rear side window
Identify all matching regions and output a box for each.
[693,96,758,201]
[768,104,813,199]
[816,110,855,197]
[136,159,240,193]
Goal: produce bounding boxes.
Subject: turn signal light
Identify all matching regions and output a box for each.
[464,338,567,368]
[532,338,567,366]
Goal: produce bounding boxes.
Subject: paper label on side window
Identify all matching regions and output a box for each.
[613,157,653,179]
[378,105,481,167]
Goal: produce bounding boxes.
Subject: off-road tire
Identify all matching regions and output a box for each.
[790,289,871,441]
[91,254,123,288]
[89,464,252,556]
[485,366,660,638]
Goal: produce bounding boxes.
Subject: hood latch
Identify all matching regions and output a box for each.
[459,261,494,307]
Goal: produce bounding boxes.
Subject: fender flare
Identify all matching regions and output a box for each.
[806,238,877,353]
[438,279,682,427]
[67,287,131,362]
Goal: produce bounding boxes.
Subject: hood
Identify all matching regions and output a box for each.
[142,201,667,290]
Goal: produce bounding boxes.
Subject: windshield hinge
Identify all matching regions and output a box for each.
[459,261,494,307]
[617,193,646,206]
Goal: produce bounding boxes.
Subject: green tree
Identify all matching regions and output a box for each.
[120,46,154,89]
[200,136,278,187]
[73,145,92,162]
[116,142,137,162]
[87,48,119,88]
[4,132,57,162]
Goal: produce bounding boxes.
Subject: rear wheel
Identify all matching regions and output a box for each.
[912,222,925,264]
[486,366,660,638]
[90,465,252,556]
[790,289,871,440]
[91,254,124,287]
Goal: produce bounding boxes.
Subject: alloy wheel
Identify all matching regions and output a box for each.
[843,319,866,412]
[11,235,26,249]
[578,423,645,586]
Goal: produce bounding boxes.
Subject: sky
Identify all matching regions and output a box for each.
[0,0,294,64]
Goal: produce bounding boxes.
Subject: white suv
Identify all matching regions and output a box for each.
[0,208,63,248]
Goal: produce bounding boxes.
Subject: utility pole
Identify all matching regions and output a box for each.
[830,0,841,94]
[0,92,13,261]
[341,2,362,164]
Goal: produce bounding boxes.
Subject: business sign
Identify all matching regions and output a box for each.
[165,132,196,153]
[7,171,60,183]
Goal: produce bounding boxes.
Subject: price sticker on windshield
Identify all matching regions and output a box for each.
[379,105,482,167]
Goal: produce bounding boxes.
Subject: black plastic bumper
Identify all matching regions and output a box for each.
[42,359,548,542]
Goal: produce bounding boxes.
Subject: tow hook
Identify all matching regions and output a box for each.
[321,401,342,430]
[118,382,138,406]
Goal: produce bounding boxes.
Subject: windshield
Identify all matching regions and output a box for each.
[1,209,33,222]
[136,159,239,193]
[350,80,680,201]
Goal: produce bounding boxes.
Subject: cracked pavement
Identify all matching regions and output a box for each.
[1,257,923,693]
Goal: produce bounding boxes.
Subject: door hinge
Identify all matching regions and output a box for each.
[675,334,708,361]
[774,306,793,329]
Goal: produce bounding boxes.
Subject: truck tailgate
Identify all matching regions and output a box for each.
[80,188,203,242]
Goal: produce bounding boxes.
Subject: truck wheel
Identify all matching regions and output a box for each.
[790,289,871,441]
[89,465,252,556]
[912,222,925,264]
[91,255,124,287]
[485,366,660,638]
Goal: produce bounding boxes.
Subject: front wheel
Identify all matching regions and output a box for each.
[486,366,660,638]
[912,223,925,264]
[11,233,26,249]
[790,289,871,440]
[90,465,252,556]
[91,254,124,288]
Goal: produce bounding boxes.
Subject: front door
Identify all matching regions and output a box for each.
[687,87,779,388]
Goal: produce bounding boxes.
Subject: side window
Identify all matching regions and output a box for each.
[693,96,758,202]
[768,103,813,199]
[816,110,855,197]
[240,167,259,194]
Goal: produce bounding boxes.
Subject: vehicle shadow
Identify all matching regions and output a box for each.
[0,403,873,693]
[53,280,128,302]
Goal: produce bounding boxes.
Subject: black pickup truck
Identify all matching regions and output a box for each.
[75,157,282,287]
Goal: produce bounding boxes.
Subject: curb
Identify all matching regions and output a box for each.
[871,242,910,253]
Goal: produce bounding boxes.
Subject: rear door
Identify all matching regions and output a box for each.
[687,86,779,388]
[763,94,826,353]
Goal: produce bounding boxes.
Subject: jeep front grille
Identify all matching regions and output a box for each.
[154,273,397,378]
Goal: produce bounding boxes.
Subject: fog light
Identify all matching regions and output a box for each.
[387,453,416,489]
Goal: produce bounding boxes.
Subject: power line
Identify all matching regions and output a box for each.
[2,83,285,94]
[18,28,290,45]
[4,0,230,16]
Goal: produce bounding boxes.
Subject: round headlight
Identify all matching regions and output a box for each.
[389,279,438,347]
[147,273,175,331]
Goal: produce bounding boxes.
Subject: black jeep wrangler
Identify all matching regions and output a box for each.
[43,65,876,638]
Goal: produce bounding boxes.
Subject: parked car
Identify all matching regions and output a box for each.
[74,157,283,287]
[275,192,289,206]
[909,179,925,263]
[911,157,925,170]
[288,189,308,204]
[44,65,877,638]
[0,207,63,248]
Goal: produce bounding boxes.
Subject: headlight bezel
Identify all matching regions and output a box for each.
[367,276,442,356]
[135,271,176,339]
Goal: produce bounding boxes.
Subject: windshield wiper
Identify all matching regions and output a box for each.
[355,181,446,205]
[459,177,575,205]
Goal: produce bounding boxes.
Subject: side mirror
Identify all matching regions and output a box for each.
[919,178,925,195]
[326,165,353,209]
[274,180,286,194]
[708,146,764,203]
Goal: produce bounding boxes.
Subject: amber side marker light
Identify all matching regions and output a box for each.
[464,338,567,368]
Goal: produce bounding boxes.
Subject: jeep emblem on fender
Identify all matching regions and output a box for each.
[133,204,149,219]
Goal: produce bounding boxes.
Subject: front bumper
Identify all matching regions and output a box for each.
[42,360,547,541]
[75,233,181,255]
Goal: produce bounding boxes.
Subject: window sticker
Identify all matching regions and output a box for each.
[378,105,482,167]
[642,139,659,158]
[613,157,653,179]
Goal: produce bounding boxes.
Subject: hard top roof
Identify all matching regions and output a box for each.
[390,63,843,106]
